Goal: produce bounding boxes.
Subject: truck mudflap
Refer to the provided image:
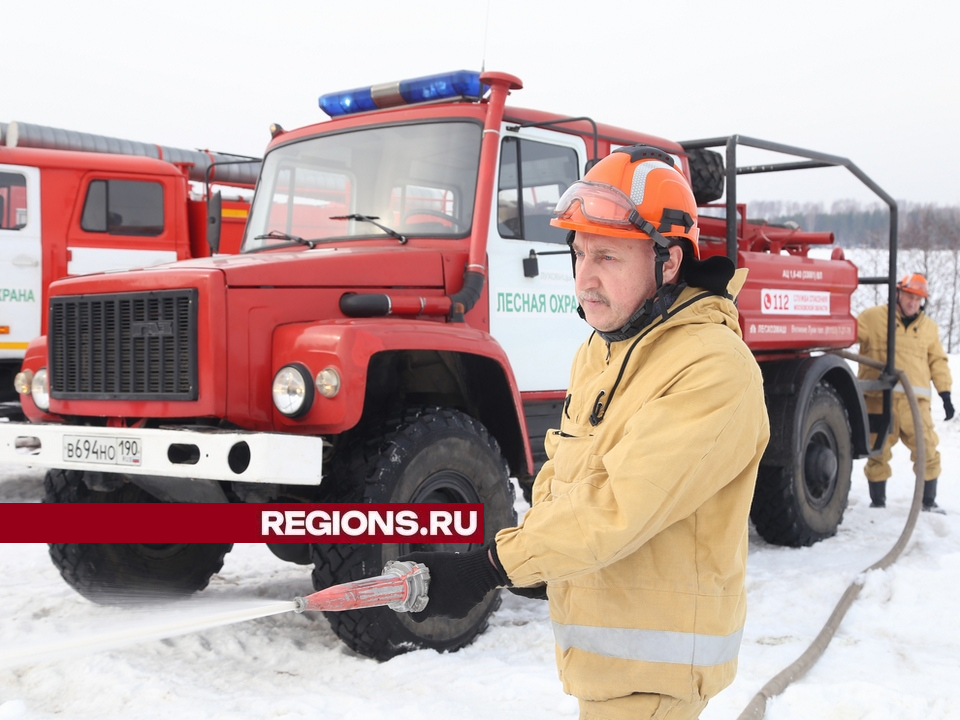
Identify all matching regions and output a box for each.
[0,423,325,485]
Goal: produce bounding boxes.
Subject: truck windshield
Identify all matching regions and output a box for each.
[242,121,482,252]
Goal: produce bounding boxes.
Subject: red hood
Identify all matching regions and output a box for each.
[48,245,448,295]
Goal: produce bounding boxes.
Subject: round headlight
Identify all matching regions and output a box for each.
[14,369,34,396]
[272,364,314,417]
[31,368,50,411]
[315,367,341,398]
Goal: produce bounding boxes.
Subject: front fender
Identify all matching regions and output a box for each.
[760,353,869,463]
[270,319,526,438]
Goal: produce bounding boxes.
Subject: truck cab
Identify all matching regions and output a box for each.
[0,124,257,402]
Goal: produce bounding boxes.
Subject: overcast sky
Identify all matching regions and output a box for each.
[4,0,957,208]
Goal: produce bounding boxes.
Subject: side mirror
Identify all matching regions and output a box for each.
[523,250,540,278]
[207,191,222,254]
[522,248,571,278]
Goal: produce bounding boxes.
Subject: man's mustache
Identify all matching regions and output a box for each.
[577,290,608,305]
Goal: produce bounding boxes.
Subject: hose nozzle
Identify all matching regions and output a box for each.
[292,560,430,614]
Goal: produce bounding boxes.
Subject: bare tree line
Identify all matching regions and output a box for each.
[753,201,960,353]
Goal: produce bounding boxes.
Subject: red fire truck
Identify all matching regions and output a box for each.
[0,121,258,403]
[0,71,899,660]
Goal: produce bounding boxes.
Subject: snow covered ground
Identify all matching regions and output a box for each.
[1,356,958,719]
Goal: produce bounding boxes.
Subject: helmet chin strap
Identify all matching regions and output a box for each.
[595,280,686,344]
[652,242,671,319]
[597,241,684,343]
[568,208,689,335]
[628,210,674,322]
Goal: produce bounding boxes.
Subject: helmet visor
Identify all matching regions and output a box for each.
[554,181,637,229]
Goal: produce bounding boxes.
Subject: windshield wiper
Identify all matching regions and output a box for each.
[330,214,407,244]
[253,230,318,249]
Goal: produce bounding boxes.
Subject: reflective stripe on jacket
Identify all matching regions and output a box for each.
[495,269,770,704]
[857,304,952,397]
[552,622,744,666]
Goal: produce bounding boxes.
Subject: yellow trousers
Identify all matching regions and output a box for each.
[865,394,941,482]
[579,693,708,719]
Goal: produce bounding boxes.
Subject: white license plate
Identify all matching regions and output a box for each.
[63,435,142,466]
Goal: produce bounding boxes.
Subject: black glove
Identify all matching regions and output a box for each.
[941,391,955,421]
[508,584,548,601]
[399,543,508,622]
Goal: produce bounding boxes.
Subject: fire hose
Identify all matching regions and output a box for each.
[738,350,927,719]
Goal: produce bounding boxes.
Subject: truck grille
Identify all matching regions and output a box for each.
[49,289,198,401]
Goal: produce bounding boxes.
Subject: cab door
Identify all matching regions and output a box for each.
[65,175,177,275]
[0,164,41,364]
[487,127,586,393]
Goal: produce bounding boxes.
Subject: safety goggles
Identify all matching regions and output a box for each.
[553,181,641,230]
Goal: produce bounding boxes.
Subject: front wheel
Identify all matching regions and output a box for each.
[44,469,233,603]
[311,407,516,660]
[751,383,853,547]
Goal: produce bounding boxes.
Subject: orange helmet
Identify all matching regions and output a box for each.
[551,145,700,257]
[897,273,929,298]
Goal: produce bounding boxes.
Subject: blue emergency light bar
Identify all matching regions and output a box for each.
[319,70,486,117]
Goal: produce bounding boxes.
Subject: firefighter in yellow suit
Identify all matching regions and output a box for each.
[857,273,954,512]
[401,147,770,719]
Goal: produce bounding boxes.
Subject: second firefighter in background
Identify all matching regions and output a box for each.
[857,273,953,513]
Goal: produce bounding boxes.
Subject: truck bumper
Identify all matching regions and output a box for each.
[0,422,325,485]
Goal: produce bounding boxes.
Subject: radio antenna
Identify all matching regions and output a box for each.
[481,0,491,72]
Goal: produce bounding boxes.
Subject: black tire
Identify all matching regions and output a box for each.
[311,407,516,660]
[687,147,725,205]
[44,469,233,604]
[751,384,853,547]
[266,542,313,565]
[0,363,17,403]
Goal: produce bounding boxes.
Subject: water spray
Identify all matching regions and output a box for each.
[0,599,297,670]
[1,561,431,670]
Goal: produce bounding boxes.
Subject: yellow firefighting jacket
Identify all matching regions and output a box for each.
[495,270,770,704]
[857,304,952,398]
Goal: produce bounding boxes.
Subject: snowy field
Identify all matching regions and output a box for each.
[1,356,958,720]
